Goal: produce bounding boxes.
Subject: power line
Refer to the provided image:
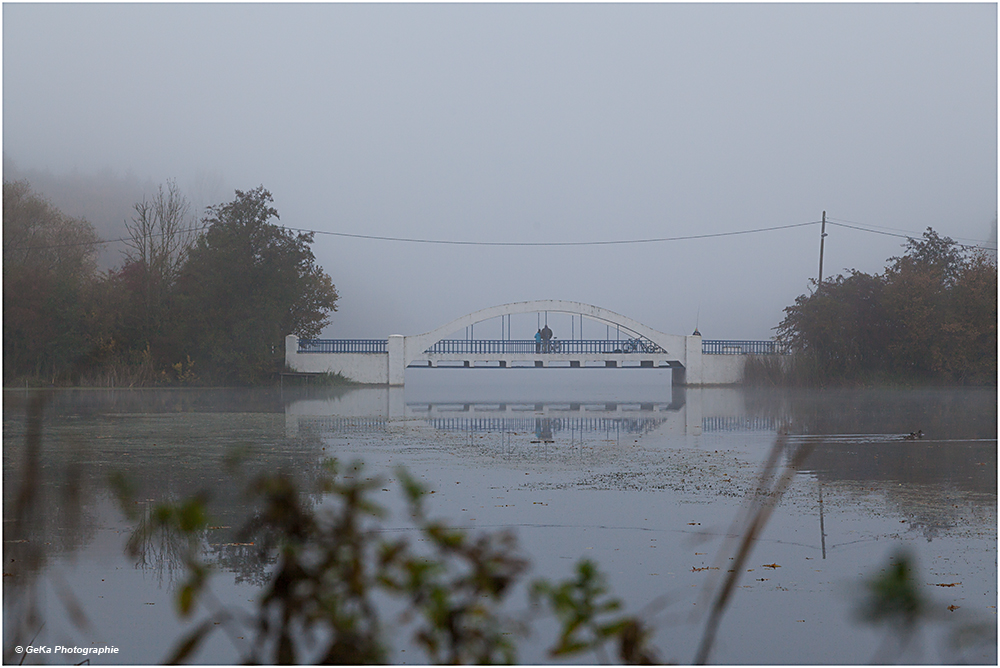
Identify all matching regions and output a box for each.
[9,216,997,252]
[286,220,822,246]
[8,224,212,253]
[8,220,823,252]
[826,220,997,251]
[826,215,996,247]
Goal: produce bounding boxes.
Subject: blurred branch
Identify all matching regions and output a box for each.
[694,433,816,664]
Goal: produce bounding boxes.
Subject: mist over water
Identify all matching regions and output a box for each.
[4,379,995,664]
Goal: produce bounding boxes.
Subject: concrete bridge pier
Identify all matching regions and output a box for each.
[680,333,702,386]
[388,335,406,386]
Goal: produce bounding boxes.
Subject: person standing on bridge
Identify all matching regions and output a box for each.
[535,329,543,353]
[541,323,553,352]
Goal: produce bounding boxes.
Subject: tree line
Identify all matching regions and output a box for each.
[3,180,339,386]
[5,178,994,388]
[771,228,996,386]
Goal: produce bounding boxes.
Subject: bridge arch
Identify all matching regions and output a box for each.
[399,299,690,369]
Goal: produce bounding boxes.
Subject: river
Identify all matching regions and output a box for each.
[3,370,996,664]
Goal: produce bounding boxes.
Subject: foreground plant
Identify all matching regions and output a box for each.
[532,559,659,664]
[120,458,656,664]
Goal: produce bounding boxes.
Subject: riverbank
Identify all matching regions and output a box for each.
[742,353,999,389]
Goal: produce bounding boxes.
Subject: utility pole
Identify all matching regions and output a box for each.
[818,211,827,287]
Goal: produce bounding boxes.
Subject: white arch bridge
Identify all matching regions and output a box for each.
[285,300,786,386]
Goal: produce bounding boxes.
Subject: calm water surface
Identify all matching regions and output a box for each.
[4,370,996,664]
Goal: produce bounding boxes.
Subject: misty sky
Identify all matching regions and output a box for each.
[4,3,997,341]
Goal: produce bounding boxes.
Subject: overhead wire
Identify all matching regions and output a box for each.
[284,220,822,246]
[8,224,212,252]
[8,216,997,252]
[826,219,997,251]
[826,215,994,245]
[9,219,822,252]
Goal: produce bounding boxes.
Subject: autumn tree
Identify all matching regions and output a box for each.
[3,180,100,382]
[946,250,998,383]
[777,228,997,385]
[171,186,339,384]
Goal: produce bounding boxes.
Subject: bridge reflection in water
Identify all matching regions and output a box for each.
[283,384,793,442]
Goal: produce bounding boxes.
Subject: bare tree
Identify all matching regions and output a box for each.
[124,180,194,282]
[122,180,195,342]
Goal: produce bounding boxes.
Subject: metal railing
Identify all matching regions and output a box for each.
[702,340,787,355]
[297,338,786,355]
[298,339,387,353]
[423,338,667,355]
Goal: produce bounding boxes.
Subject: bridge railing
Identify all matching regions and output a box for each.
[298,339,388,353]
[423,338,667,355]
[297,337,786,355]
[702,339,787,355]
